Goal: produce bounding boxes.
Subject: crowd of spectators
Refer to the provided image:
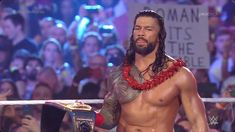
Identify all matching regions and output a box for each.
[0,0,234,131]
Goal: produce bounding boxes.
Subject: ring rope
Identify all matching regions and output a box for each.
[0,99,104,106]
[0,98,234,106]
[202,98,235,103]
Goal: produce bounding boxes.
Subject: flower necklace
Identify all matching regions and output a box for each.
[122,59,186,90]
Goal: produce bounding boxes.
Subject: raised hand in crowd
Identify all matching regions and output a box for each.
[0,88,12,100]
[21,115,40,132]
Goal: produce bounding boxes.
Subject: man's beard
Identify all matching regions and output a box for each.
[134,38,156,56]
[27,71,37,81]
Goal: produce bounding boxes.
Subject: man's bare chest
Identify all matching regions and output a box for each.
[119,80,181,126]
[140,80,180,106]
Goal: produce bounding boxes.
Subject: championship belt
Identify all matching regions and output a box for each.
[45,101,96,132]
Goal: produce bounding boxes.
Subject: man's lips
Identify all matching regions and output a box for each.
[136,40,146,43]
[135,38,148,46]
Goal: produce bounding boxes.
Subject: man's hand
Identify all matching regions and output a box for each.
[222,40,232,59]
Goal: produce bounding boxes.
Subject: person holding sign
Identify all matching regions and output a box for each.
[94,10,209,131]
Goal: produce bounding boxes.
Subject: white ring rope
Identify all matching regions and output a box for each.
[0,98,234,106]
[202,98,235,103]
[0,99,104,106]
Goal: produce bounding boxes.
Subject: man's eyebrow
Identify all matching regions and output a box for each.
[144,26,154,28]
[134,25,154,28]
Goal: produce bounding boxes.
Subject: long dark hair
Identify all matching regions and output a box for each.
[125,10,168,74]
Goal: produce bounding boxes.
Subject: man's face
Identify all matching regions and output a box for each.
[40,20,54,38]
[3,19,20,40]
[43,43,59,62]
[50,27,67,45]
[10,58,24,74]
[106,48,120,60]
[25,60,42,81]
[132,16,160,56]
[215,34,232,54]
[82,36,100,56]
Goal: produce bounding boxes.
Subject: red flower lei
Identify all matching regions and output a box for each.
[122,59,186,90]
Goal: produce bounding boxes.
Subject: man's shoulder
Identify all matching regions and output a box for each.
[15,38,38,53]
[165,55,186,67]
[176,67,197,90]
[178,67,193,78]
[16,38,37,48]
[21,38,36,45]
[165,57,187,71]
[165,56,195,83]
[108,65,122,78]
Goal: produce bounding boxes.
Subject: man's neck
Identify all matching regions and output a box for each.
[26,80,37,90]
[135,52,156,72]
[13,33,25,45]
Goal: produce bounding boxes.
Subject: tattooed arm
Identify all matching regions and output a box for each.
[98,90,120,129]
[98,67,121,129]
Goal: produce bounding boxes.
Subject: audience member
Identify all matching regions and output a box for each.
[221,0,235,26]
[98,23,118,48]
[0,105,19,132]
[0,7,16,35]
[208,28,234,89]
[3,13,38,55]
[57,0,77,27]
[15,83,53,132]
[36,67,65,99]
[0,35,12,77]
[50,20,76,67]
[9,49,30,81]
[221,43,235,93]
[50,20,68,47]
[79,31,102,66]
[104,45,125,67]
[0,79,20,100]
[23,55,43,99]
[38,17,56,46]
[40,38,74,87]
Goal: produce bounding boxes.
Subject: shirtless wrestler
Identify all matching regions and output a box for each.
[95,10,209,132]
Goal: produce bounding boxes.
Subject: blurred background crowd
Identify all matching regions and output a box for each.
[0,0,234,131]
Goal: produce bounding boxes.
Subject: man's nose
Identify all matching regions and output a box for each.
[137,29,145,37]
